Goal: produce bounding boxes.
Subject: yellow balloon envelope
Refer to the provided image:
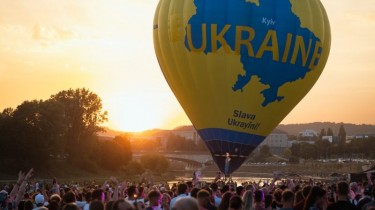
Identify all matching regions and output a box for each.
[154,0,331,174]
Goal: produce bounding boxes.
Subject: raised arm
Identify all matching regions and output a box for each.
[15,168,34,205]
[9,171,25,200]
[101,180,108,191]
[110,177,119,201]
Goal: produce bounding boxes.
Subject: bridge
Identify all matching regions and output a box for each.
[133,151,214,168]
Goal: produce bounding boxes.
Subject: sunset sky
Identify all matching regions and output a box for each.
[0,0,374,132]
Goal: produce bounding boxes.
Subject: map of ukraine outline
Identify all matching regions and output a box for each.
[185,0,322,107]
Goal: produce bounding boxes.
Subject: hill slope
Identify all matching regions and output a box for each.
[277,122,375,136]
[101,122,375,138]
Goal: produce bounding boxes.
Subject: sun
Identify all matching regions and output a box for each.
[100,92,191,132]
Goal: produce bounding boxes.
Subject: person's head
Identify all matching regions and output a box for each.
[218,192,233,210]
[229,195,243,210]
[303,186,326,210]
[177,183,188,195]
[113,200,133,210]
[210,183,218,193]
[172,197,199,210]
[186,181,193,192]
[85,192,92,203]
[18,200,25,210]
[63,203,79,210]
[273,188,283,204]
[147,190,161,207]
[254,190,264,203]
[127,186,137,199]
[161,193,171,206]
[295,190,304,205]
[282,190,295,208]
[236,186,244,197]
[190,188,200,198]
[264,194,273,208]
[24,199,34,210]
[242,190,253,210]
[63,191,76,204]
[50,194,62,203]
[302,186,312,198]
[90,200,104,210]
[138,186,144,197]
[245,184,254,192]
[221,185,230,194]
[105,201,115,210]
[349,182,358,193]
[197,190,210,207]
[336,182,350,196]
[92,189,105,202]
[76,193,83,202]
[0,191,8,209]
[35,193,45,207]
[48,200,61,210]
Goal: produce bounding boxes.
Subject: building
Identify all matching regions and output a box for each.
[258,129,291,155]
[354,133,375,139]
[171,126,202,145]
[289,140,315,145]
[299,129,318,137]
[322,136,333,143]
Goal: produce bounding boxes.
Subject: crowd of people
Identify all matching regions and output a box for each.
[0,168,374,210]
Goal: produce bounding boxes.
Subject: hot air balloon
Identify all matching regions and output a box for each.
[153,0,331,175]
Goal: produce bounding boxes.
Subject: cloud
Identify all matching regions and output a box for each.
[32,23,78,46]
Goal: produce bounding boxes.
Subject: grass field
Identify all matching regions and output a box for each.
[0,159,370,185]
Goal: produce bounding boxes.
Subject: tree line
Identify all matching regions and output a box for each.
[290,125,375,160]
[278,122,375,137]
[290,137,375,160]
[0,88,133,172]
[251,124,375,162]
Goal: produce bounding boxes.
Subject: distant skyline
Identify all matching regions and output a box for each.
[1,0,375,131]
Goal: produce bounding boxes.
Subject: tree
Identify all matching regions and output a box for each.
[51,88,108,158]
[282,148,292,159]
[289,156,299,164]
[94,136,132,170]
[4,100,67,166]
[124,160,144,175]
[299,143,318,159]
[38,100,68,155]
[338,124,347,143]
[259,145,271,156]
[319,128,326,140]
[166,134,195,151]
[315,138,332,158]
[327,127,334,137]
[290,143,301,157]
[131,138,161,151]
[140,153,169,173]
[114,136,132,162]
[335,124,346,155]
[0,108,16,160]
[0,108,14,118]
